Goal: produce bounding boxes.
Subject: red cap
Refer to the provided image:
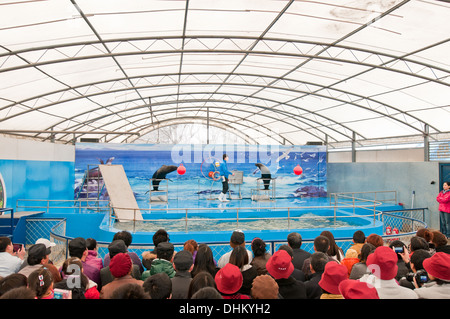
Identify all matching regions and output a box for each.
[339,279,379,299]
[109,253,132,278]
[423,252,450,281]
[266,250,294,280]
[215,263,243,294]
[366,246,398,280]
[319,262,348,295]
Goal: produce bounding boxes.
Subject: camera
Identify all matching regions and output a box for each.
[12,243,24,253]
[393,246,403,254]
[415,270,429,284]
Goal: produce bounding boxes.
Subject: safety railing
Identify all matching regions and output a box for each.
[16,199,110,214]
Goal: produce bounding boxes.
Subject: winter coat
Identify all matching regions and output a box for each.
[142,258,175,281]
[437,190,450,213]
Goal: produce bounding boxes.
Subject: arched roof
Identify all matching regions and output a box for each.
[0,0,449,146]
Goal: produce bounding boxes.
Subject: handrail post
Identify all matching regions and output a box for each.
[288,208,290,230]
[185,209,188,232]
[236,208,239,229]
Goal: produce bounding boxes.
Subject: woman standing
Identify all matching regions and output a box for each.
[437,181,450,238]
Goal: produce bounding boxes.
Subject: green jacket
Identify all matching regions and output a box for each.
[141,258,176,281]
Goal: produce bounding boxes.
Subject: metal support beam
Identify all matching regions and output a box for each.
[424,124,430,162]
[352,131,356,163]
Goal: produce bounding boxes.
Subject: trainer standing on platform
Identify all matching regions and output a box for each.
[218,154,234,202]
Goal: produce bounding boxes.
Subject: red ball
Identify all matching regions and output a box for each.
[177,164,186,175]
[293,164,303,175]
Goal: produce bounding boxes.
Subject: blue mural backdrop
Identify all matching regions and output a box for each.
[74,143,327,203]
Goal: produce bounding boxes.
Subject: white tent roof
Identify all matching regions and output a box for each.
[0,0,449,146]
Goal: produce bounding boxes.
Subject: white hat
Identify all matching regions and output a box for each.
[35,238,56,248]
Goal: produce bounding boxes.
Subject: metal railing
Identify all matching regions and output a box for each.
[16,199,110,214]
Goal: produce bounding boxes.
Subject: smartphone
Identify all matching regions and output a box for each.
[12,243,24,253]
[394,246,403,254]
[53,288,72,299]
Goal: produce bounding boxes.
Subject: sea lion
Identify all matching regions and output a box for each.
[255,163,272,190]
[151,165,178,190]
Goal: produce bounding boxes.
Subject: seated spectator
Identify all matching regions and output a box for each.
[184,239,198,263]
[302,235,333,279]
[251,274,279,299]
[304,252,328,299]
[215,263,250,299]
[100,253,143,299]
[349,243,376,280]
[100,240,141,287]
[110,283,150,299]
[143,272,172,299]
[229,245,258,295]
[414,252,450,299]
[250,237,271,275]
[279,244,305,281]
[54,257,99,299]
[103,231,143,274]
[366,233,384,248]
[341,249,360,277]
[217,230,252,268]
[68,237,101,289]
[187,271,217,299]
[191,286,223,299]
[321,231,344,263]
[171,250,194,299]
[142,242,175,280]
[409,236,429,254]
[191,244,219,278]
[416,228,435,252]
[339,279,379,299]
[318,261,348,299]
[0,237,26,278]
[388,240,410,280]
[0,286,36,299]
[19,239,55,270]
[141,229,170,271]
[18,244,49,278]
[347,230,366,257]
[287,232,311,271]
[85,238,103,271]
[267,250,306,299]
[28,266,54,299]
[399,249,432,290]
[431,230,450,254]
[359,246,417,299]
[0,273,27,297]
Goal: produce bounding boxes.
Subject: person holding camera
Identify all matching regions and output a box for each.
[399,249,432,289]
[414,252,450,299]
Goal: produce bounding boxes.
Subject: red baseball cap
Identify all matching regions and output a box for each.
[366,246,398,280]
[266,250,294,280]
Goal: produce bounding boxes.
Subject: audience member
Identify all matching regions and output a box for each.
[0,237,26,277]
[278,244,306,281]
[431,230,450,254]
[28,266,54,299]
[250,237,271,275]
[304,252,328,299]
[191,286,223,299]
[0,273,27,297]
[318,261,347,299]
[287,232,311,270]
[143,272,172,299]
[171,250,193,299]
[388,240,410,280]
[110,283,150,299]
[187,271,217,299]
[267,250,306,299]
[100,253,143,299]
[414,252,450,298]
[360,246,418,299]
[348,230,366,256]
[399,249,431,289]
[341,249,359,277]
[43,263,62,284]
[100,239,141,287]
[366,233,384,248]
[321,231,344,263]
[104,231,143,273]
[229,245,258,295]
[251,274,279,299]
[215,263,250,299]
[18,244,49,278]
[68,237,101,289]
[0,286,36,299]
[183,239,198,263]
[35,238,56,263]
[302,235,332,278]
[217,230,252,268]
[339,279,379,299]
[409,236,429,253]
[141,229,170,270]
[55,257,99,299]
[416,228,435,251]
[143,242,175,280]
[191,244,219,278]
[85,238,103,271]
[349,243,376,280]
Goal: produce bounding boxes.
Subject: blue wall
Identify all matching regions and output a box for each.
[0,159,74,209]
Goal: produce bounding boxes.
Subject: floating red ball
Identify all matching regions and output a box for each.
[177,164,186,175]
[293,164,303,175]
